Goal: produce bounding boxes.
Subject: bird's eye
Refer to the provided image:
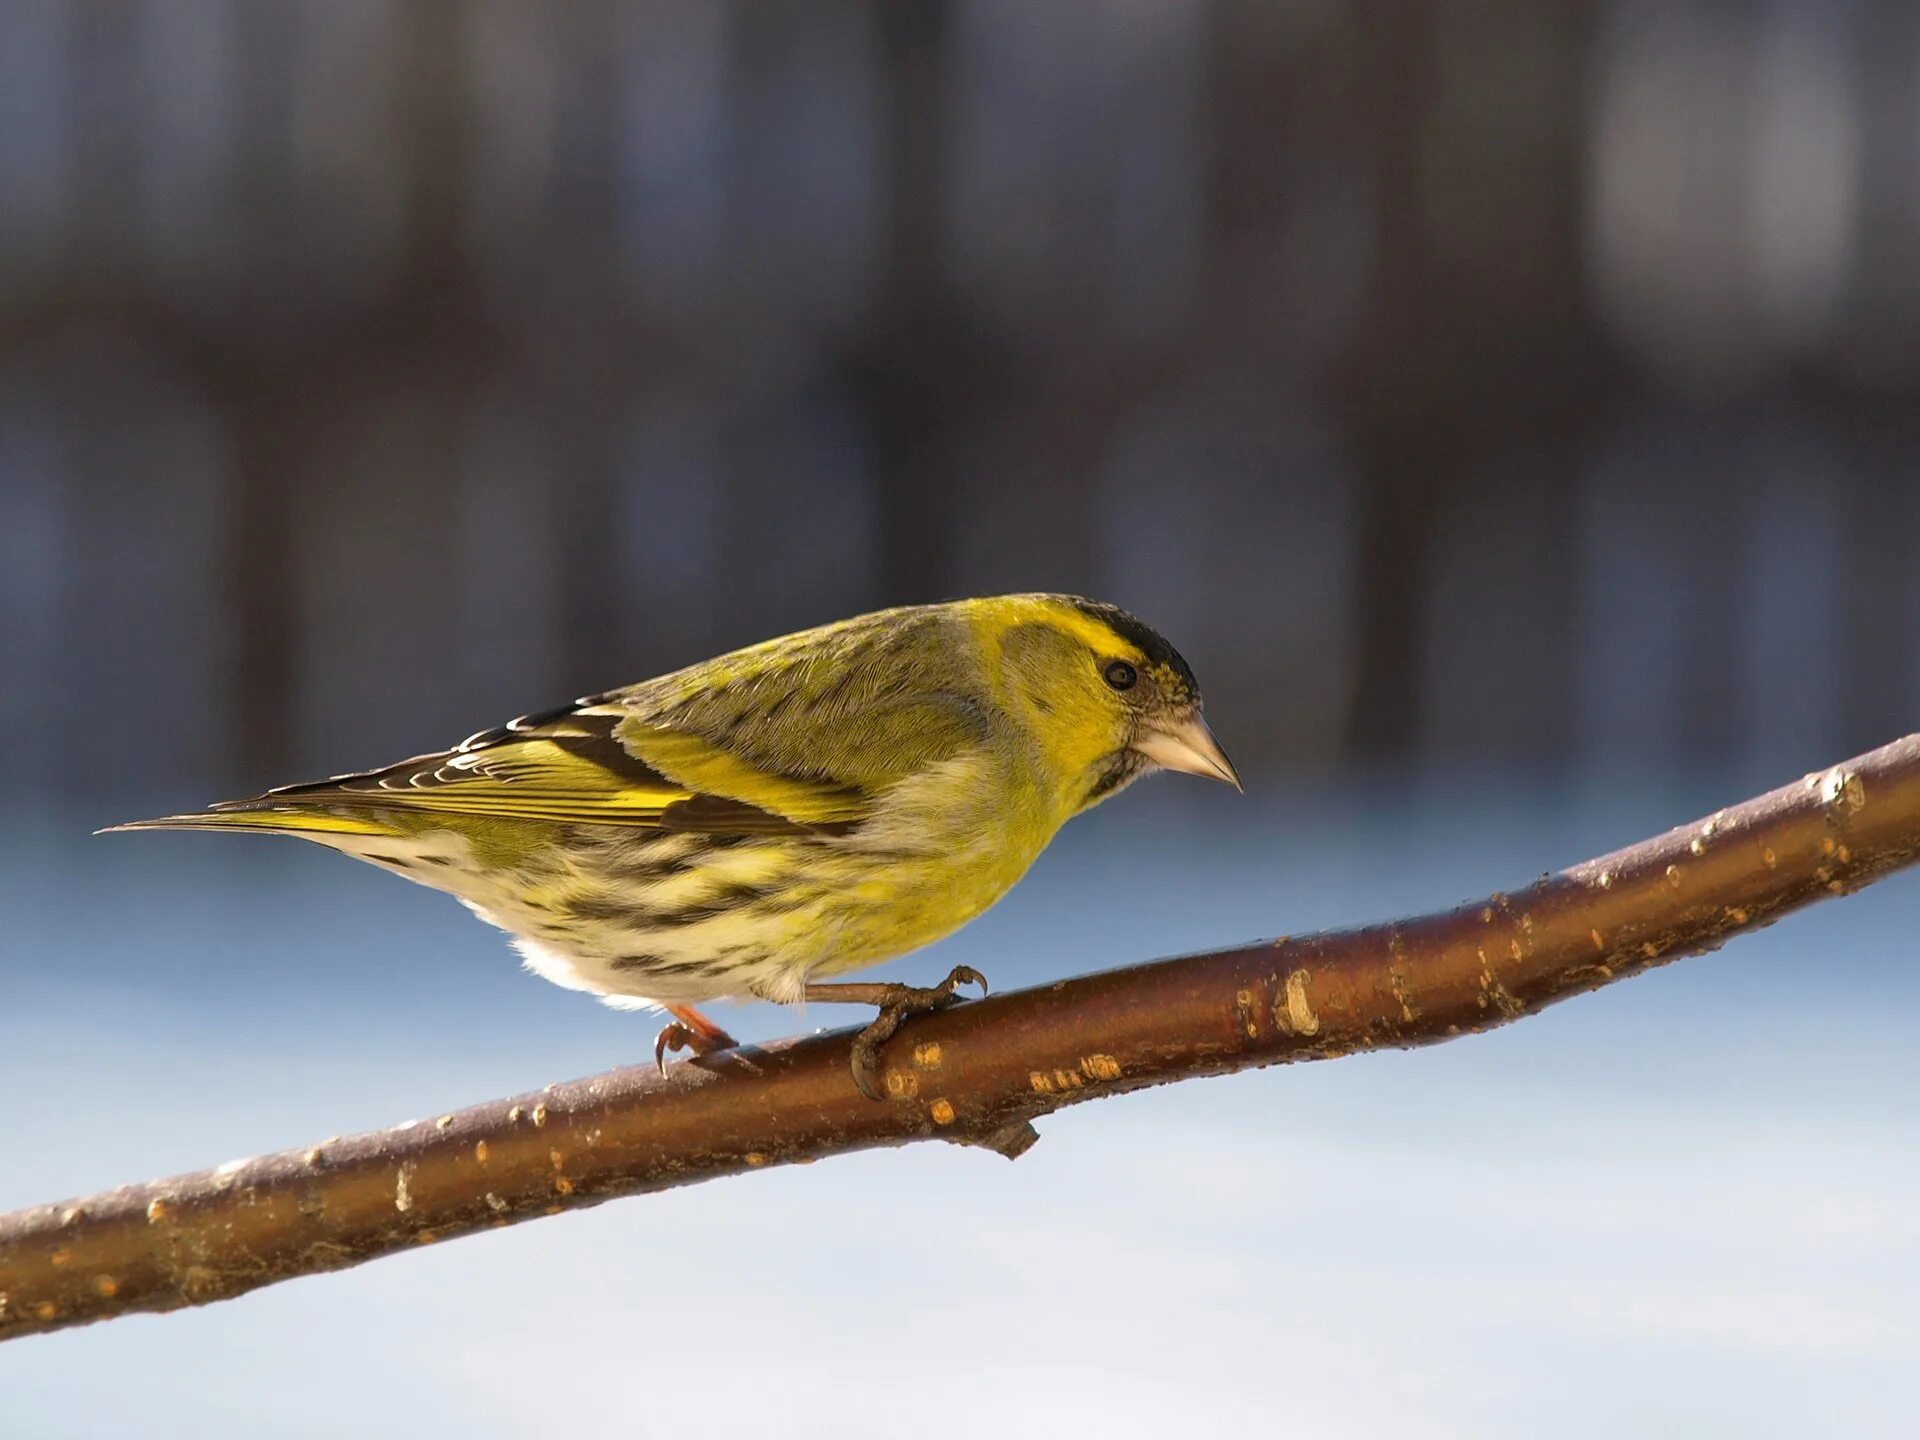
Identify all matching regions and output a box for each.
[1103,660,1138,691]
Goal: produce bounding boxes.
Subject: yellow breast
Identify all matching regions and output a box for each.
[800,744,1064,977]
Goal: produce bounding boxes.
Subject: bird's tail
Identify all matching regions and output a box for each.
[97,805,402,840]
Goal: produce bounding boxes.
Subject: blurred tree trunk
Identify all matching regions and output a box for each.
[1334,4,1443,761]
[223,411,299,782]
[1333,2,1613,765]
[851,1,981,607]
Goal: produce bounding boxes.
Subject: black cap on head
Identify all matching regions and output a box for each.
[1065,597,1200,702]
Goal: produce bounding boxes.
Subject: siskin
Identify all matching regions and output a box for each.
[107,594,1239,1096]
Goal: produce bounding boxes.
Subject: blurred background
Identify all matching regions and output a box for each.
[2,3,1916,1436]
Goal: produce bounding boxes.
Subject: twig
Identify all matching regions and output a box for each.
[3,738,1917,1342]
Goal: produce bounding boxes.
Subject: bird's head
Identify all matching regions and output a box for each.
[969,594,1240,813]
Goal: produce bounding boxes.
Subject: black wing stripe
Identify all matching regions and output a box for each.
[250,692,848,837]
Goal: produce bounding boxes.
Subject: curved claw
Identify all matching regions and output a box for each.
[655,1014,741,1080]
[949,964,988,998]
[847,1004,910,1101]
[849,1037,888,1102]
[654,1023,693,1078]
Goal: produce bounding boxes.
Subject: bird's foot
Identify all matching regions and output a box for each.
[803,965,989,1101]
[654,1003,739,1077]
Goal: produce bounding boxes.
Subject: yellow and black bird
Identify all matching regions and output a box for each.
[107,594,1239,1095]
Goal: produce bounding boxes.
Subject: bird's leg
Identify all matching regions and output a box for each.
[654,1003,739,1076]
[802,965,989,1101]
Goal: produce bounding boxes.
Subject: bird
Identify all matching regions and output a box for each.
[104,594,1240,1097]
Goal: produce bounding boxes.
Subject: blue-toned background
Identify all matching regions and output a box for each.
[4,3,1918,1435]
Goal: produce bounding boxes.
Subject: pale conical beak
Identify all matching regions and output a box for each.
[1132,711,1243,791]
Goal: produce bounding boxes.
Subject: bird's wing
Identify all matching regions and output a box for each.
[611,608,992,810]
[245,609,991,834]
[242,700,860,835]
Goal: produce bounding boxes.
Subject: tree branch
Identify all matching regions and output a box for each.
[6,738,1919,1342]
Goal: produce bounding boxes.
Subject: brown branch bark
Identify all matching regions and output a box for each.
[6,738,1919,1342]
